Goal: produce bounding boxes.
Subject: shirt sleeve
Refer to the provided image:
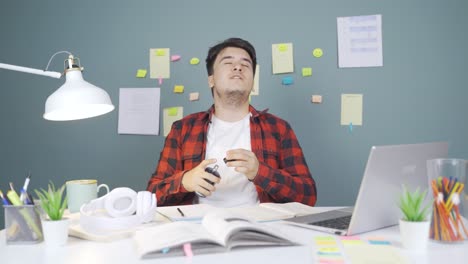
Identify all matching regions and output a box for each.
[253,120,317,206]
[146,121,195,206]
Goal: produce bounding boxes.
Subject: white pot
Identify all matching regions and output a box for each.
[399,219,430,250]
[41,218,69,246]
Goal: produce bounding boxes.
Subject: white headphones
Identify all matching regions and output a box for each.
[80,187,157,234]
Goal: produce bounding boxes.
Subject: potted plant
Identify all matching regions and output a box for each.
[398,185,432,250]
[34,182,69,246]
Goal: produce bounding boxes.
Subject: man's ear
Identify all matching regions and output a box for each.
[208,75,214,88]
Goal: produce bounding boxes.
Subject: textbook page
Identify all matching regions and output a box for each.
[259,202,322,217]
[135,221,225,258]
[156,204,217,222]
[135,211,298,259]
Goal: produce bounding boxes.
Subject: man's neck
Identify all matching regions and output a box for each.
[214,102,250,122]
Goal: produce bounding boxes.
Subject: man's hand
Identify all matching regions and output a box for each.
[224,148,259,181]
[181,159,220,197]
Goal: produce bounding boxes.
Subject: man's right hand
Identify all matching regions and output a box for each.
[181,159,220,197]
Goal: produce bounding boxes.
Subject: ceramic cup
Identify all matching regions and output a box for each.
[66,179,109,213]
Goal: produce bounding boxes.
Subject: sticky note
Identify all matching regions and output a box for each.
[312,95,322,104]
[163,107,183,137]
[171,55,181,61]
[313,48,323,58]
[278,44,288,52]
[190,58,200,65]
[315,236,336,241]
[156,49,166,56]
[183,243,193,257]
[282,76,294,85]
[168,107,178,116]
[136,69,147,78]
[317,247,340,253]
[189,92,199,101]
[173,85,184,93]
[302,67,312,77]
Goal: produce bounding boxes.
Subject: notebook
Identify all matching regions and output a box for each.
[283,142,449,236]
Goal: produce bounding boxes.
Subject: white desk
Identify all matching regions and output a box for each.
[1,210,466,264]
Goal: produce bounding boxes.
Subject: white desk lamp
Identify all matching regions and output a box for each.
[0,51,114,121]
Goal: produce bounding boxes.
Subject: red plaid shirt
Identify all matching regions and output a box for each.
[147,105,317,206]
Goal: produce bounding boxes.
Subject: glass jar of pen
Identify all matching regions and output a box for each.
[427,159,468,243]
[1,181,43,244]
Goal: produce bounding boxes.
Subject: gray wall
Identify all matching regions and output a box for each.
[1,0,467,227]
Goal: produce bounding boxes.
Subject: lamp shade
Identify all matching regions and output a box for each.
[43,70,114,121]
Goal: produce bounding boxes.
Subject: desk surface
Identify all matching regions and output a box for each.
[1,208,467,264]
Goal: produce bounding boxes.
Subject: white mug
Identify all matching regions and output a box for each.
[66,179,109,213]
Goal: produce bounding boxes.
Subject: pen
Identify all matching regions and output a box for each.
[177,207,185,217]
[20,171,33,205]
[0,190,11,205]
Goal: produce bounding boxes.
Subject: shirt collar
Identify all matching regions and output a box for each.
[202,104,269,122]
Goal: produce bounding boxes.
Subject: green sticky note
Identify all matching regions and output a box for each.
[136,69,147,78]
[190,58,200,65]
[313,48,323,58]
[168,107,178,116]
[156,49,166,56]
[278,44,288,52]
[302,67,312,77]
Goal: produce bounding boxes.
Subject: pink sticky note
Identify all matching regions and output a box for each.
[171,55,181,61]
[183,243,193,257]
[158,77,163,85]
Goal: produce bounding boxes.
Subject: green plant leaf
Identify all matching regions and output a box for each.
[34,181,67,221]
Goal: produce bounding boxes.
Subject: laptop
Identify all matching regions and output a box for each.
[283,142,449,236]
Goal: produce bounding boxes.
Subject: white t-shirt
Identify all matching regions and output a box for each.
[198,114,259,207]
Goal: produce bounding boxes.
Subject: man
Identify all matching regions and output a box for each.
[147,38,317,207]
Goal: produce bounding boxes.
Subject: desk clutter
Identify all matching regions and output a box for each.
[313,235,408,264]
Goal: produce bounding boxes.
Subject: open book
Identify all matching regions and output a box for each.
[135,210,299,259]
[156,202,320,222]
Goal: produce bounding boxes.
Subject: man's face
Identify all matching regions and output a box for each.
[208,47,254,104]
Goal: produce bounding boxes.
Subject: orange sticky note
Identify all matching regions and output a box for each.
[189,92,199,101]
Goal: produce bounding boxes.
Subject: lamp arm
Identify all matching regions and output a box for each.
[0,63,61,79]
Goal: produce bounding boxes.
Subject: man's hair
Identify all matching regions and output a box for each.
[205,37,257,76]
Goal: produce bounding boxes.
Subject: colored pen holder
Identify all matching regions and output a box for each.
[3,205,43,244]
[429,176,468,243]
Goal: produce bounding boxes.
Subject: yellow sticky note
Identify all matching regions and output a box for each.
[317,247,340,253]
[168,107,178,116]
[313,48,323,58]
[302,67,312,77]
[174,85,184,93]
[156,49,166,56]
[190,58,200,65]
[278,44,288,52]
[136,69,147,78]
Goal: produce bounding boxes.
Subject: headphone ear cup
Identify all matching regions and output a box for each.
[104,187,138,218]
[136,191,145,217]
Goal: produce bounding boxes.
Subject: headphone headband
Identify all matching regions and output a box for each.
[80,187,157,234]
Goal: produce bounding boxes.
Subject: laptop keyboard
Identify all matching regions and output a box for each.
[309,215,352,230]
